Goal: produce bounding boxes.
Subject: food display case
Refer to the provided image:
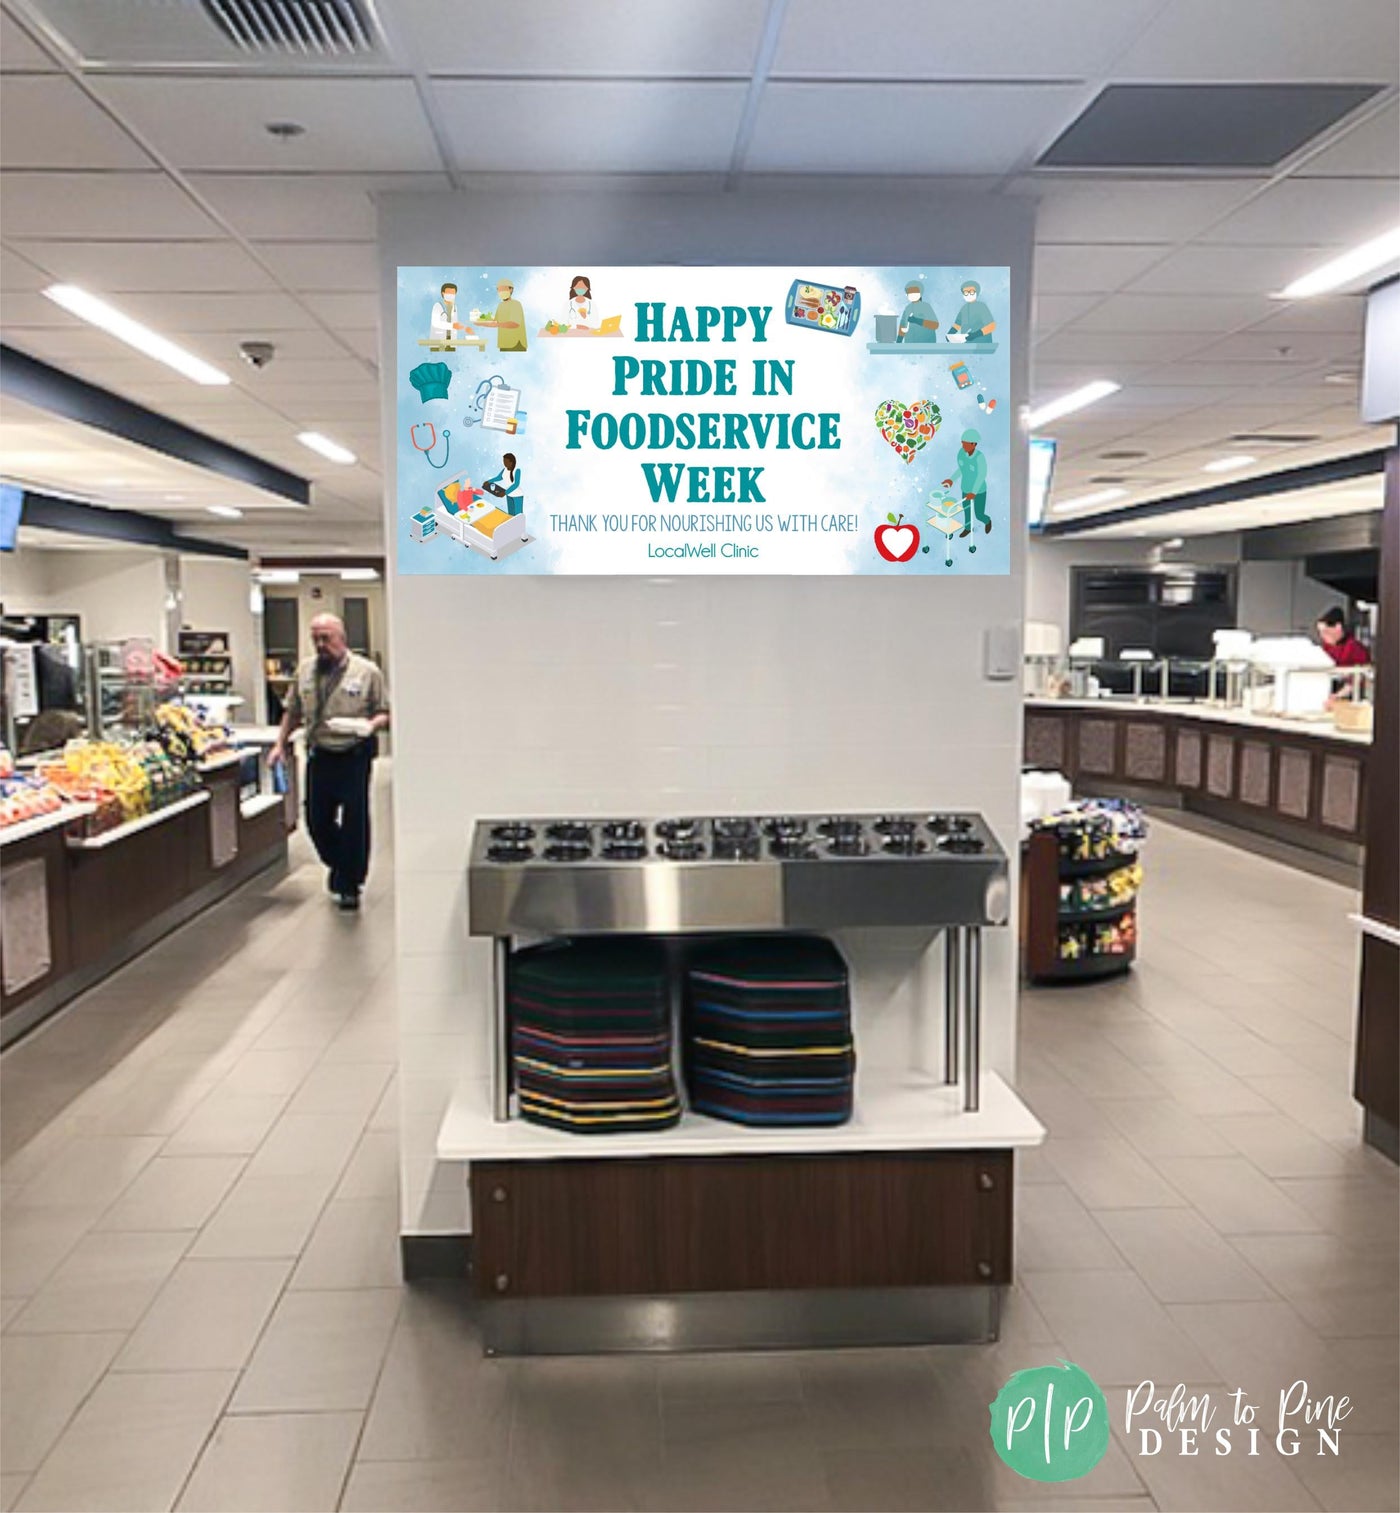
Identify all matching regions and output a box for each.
[0,687,294,1046]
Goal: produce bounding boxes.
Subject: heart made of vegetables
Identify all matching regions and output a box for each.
[875,399,941,464]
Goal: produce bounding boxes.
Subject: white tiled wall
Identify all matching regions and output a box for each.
[378,185,1036,1234]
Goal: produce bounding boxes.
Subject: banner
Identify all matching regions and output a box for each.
[395,266,1010,575]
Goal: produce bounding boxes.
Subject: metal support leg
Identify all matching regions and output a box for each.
[492,935,510,1122]
[962,926,982,1112]
[943,926,962,1086]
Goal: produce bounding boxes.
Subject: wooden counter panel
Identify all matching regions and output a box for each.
[471,1150,1013,1298]
[1277,747,1312,820]
[1239,741,1272,808]
[0,827,72,1016]
[67,807,197,968]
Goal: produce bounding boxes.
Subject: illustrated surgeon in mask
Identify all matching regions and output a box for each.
[947,280,996,344]
[897,281,939,344]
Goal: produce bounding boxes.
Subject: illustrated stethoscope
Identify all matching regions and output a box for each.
[410,420,450,468]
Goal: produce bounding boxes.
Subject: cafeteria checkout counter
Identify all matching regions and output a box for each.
[1023,634,1373,862]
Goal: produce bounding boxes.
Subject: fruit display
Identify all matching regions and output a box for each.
[0,745,66,829]
[40,735,199,836]
[154,702,233,763]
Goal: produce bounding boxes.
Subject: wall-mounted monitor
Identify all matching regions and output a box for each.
[1027,437,1057,530]
[0,484,22,552]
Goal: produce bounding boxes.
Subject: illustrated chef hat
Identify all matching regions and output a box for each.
[410,362,453,404]
[961,279,981,295]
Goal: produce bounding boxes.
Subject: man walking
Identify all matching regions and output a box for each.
[942,427,991,538]
[269,613,390,911]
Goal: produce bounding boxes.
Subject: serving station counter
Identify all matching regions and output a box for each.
[1024,698,1370,861]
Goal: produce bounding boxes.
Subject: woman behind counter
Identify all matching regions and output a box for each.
[1316,605,1371,667]
[483,453,524,515]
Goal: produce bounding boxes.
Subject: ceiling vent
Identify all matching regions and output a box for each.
[1038,84,1383,170]
[1099,450,1148,460]
[202,0,377,56]
[1230,433,1321,446]
[14,0,387,66]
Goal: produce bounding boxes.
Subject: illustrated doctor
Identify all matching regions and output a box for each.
[947,280,996,343]
[484,453,524,516]
[429,281,471,343]
[565,274,593,329]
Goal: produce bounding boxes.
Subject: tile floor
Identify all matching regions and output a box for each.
[1,783,1396,1512]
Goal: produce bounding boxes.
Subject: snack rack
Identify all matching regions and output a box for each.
[1021,801,1145,983]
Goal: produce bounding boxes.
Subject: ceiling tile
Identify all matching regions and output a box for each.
[1025,177,1259,243]
[0,170,220,239]
[773,0,1160,77]
[1035,328,1210,364]
[187,172,449,240]
[1294,99,1400,178]
[1109,0,1400,83]
[0,76,150,169]
[298,292,380,328]
[0,244,53,291]
[1197,177,1399,246]
[1068,292,1276,333]
[396,0,768,74]
[337,329,381,363]
[1035,242,1169,294]
[1133,359,1327,388]
[10,237,275,291]
[432,80,748,172]
[112,291,319,332]
[1125,242,1338,294]
[1192,329,1363,364]
[747,84,1093,174]
[1031,292,1105,335]
[1248,296,1367,336]
[253,241,378,292]
[90,77,444,172]
[1,11,59,70]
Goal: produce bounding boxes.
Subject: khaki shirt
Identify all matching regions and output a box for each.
[287,651,389,753]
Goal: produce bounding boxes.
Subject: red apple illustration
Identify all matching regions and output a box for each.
[875,512,920,562]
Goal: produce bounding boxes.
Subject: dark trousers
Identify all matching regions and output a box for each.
[306,744,373,894]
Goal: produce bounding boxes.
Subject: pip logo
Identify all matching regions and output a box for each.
[989,1361,1110,1482]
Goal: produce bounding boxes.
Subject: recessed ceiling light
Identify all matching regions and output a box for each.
[1056,487,1129,512]
[296,431,356,465]
[257,569,300,585]
[1278,224,1400,298]
[340,567,379,581]
[1323,372,1359,385]
[206,505,243,519]
[1027,380,1121,431]
[1202,454,1256,473]
[42,285,230,386]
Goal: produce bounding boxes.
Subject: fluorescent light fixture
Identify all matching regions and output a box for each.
[42,285,230,385]
[296,431,356,465]
[1026,380,1120,431]
[1279,225,1400,299]
[1202,454,1256,473]
[1056,487,1129,513]
[206,505,243,519]
[340,567,379,581]
[257,569,300,585]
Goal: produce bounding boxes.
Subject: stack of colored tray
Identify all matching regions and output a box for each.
[509,938,681,1134]
[684,936,855,1127]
